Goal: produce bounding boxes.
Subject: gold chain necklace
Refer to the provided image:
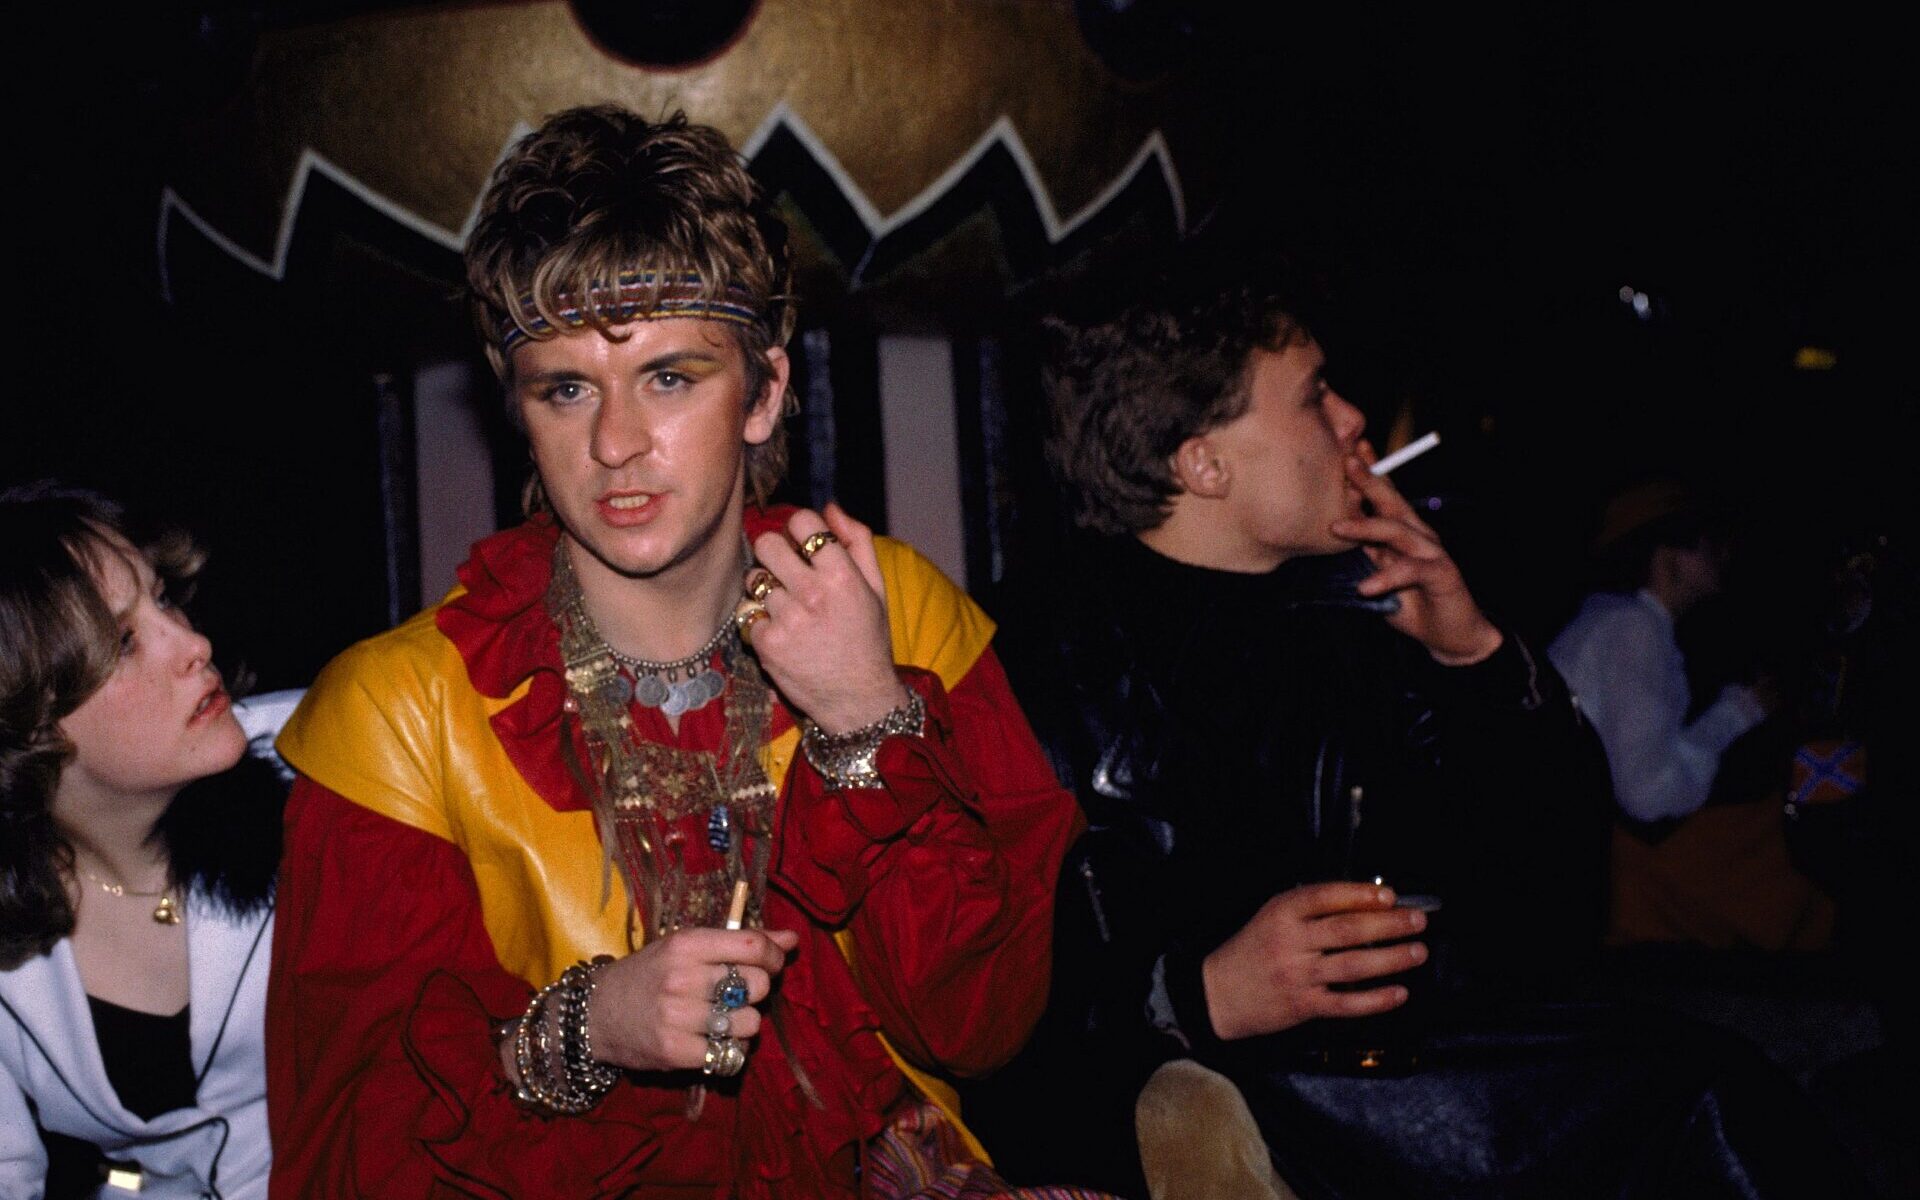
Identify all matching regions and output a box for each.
[80,869,182,925]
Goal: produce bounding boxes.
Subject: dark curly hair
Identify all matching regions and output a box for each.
[0,483,282,969]
[465,105,796,507]
[1041,265,1312,536]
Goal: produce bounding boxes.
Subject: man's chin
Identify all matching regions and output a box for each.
[559,524,680,582]
[561,504,737,584]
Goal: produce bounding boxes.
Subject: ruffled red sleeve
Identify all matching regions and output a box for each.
[266,780,716,1199]
[772,650,1084,1079]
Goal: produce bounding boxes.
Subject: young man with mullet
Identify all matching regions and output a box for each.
[265,107,1095,1199]
[971,263,1848,1198]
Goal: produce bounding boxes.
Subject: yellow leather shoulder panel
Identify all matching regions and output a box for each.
[875,537,995,686]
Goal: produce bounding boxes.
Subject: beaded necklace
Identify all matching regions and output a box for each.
[603,617,735,715]
[546,543,777,943]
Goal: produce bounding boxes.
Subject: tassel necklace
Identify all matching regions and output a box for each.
[546,541,777,941]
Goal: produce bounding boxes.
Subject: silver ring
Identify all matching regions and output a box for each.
[714,964,749,1011]
[706,1009,733,1037]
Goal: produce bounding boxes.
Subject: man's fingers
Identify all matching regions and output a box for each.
[1331,515,1444,560]
[733,931,797,976]
[1347,455,1442,539]
[752,529,807,587]
[765,928,801,954]
[785,509,857,576]
[754,508,884,607]
[1314,941,1427,987]
[671,928,799,976]
[718,1006,764,1041]
[1310,907,1427,953]
[659,1029,713,1070]
[1305,983,1411,1020]
[1347,452,1417,521]
[1354,559,1441,600]
[1281,881,1400,919]
[824,500,887,599]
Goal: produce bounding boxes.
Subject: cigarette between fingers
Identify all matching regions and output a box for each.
[1370,431,1441,476]
[725,880,749,930]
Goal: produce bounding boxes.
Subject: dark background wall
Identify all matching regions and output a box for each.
[3,4,1912,693]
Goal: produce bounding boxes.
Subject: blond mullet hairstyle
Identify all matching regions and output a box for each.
[465,106,797,506]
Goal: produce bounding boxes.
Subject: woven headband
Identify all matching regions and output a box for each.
[497,271,766,352]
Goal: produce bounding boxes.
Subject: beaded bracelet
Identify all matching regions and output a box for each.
[558,956,620,1097]
[509,955,619,1114]
[800,691,926,789]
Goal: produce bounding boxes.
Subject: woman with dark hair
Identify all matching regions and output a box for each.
[1,483,284,1200]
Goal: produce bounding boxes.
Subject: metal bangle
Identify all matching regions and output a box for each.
[510,958,620,1114]
[801,690,926,789]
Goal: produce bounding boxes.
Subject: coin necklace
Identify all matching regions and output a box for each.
[603,616,736,716]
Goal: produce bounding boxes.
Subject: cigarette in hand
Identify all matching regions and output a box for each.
[1370,431,1440,476]
[724,879,750,930]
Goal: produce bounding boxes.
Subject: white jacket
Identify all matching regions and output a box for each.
[0,893,273,1200]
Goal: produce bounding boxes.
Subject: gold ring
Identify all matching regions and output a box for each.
[745,569,782,603]
[734,600,769,644]
[703,1034,748,1078]
[797,531,838,562]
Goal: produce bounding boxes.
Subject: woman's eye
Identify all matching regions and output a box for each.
[655,370,688,390]
[119,628,137,657]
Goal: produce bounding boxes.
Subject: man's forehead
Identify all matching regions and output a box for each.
[1251,336,1326,383]
[509,317,740,373]
[1283,334,1325,371]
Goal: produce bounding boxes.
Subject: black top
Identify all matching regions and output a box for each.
[88,996,196,1120]
[38,999,197,1199]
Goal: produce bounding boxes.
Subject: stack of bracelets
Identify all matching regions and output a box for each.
[801,691,926,789]
[510,955,621,1114]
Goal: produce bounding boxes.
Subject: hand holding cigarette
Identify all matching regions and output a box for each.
[1331,438,1504,667]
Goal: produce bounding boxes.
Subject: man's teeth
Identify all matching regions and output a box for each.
[607,495,652,510]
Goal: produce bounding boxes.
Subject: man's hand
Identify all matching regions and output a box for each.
[584,927,800,1072]
[1330,442,1503,666]
[748,503,912,733]
[1202,882,1426,1041]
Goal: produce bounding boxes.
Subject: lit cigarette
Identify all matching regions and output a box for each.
[1370,431,1441,476]
[724,879,750,930]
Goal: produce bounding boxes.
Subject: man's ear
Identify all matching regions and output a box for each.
[1171,434,1231,499]
[744,347,791,446]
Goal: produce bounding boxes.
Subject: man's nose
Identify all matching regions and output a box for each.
[591,393,654,467]
[1329,392,1366,443]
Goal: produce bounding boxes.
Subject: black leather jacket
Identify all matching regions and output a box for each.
[971,535,1859,1199]
[967,533,1615,1193]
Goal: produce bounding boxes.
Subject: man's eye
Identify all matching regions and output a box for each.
[542,381,589,404]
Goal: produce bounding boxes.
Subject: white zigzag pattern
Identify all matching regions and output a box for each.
[158,106,1186,300]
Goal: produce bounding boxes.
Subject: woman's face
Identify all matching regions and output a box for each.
[53,536,248,814]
